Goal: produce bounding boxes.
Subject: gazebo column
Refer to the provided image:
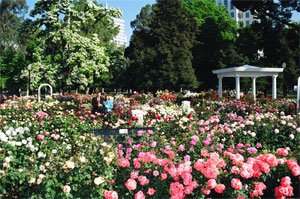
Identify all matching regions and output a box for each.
[272,75,278,100]
[252,77,257,101]
[235,75,240,99]
[218,76,223,98]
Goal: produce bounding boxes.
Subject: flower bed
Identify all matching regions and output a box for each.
[0,92,299,198]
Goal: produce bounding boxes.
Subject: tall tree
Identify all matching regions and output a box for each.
[184,0,244,90]
[73,0,119,46]
[233,0,300,96]
[20,0,121,92]
[125,0,199,91]
[0,0,28,94]
[232,0,299,27]
[0,0,28,55]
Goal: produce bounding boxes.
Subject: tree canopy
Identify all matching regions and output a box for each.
[20,0,121,92]
[0,0,28,55]
[125,0,199,91]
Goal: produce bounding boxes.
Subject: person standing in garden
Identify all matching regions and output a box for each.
[92,92,103,114]
[103,95,113,113]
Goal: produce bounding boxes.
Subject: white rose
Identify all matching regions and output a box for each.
[94,176,105,185]
[63,185,71,193]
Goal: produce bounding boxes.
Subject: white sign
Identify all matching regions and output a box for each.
[182,101,190,112]
[119,129,128,135]
[132,110,144,126]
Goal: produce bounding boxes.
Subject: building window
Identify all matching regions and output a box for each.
[230,12,234,18]
[218,0,222,5]
[230,3,234,9]
[246,12,250,18]
[246,20,250,25]
[238,13,243,18]
[239,21,244,27]
[224,0,228,6]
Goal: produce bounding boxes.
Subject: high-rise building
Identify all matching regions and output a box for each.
[216,0,255,26]
[105,0,127,47]
[112,17,127,47]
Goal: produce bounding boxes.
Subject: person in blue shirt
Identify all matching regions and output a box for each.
[102,95,113,113]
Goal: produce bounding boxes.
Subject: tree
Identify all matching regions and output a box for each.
[0,0,28,94]
[0,0,28,55]
[125,0,199,91]
[73,0,119,46]
[233,2,300,96]
[21,0,121,92]
[232,0,299,27]
[184,0,244,90]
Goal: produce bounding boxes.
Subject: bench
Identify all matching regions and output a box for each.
[56,97,74,102]
[91,127,155,143]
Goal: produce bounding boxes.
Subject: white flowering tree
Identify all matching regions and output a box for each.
[21,0,121,91]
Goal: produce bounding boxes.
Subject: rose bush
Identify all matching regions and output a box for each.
[0,91,299,198]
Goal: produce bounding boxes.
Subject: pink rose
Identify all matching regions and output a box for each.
[147,187,156,196]
[231,178,242,190]
[118,158,130,168]
[138,175,149,186]
[104,190,118,199]
[206,179,217,189]
[281,176,291,187]
[137,130,143,136]
[37,134,44,140]
[214,184,226,193]
[150,141,157,148]
[153,170,159,177]
[125,179,137,190]
[201,188,211,195]
[134,191,145,199]
[203,139,210,146]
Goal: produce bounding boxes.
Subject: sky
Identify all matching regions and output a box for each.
[26,0,300,46]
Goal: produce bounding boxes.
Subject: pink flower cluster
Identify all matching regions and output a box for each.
[201,179,226,195]
[225,152,280,179]
[118,158,130,168]
[104,190,118,199]
[167,162,198,198]
[250,182,266,198]
[194,152,225,179]
[277,148,289,156]
[286,160,300,176]
[274,176,293,198]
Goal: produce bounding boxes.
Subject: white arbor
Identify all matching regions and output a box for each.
[212,65,284,100]
[38,84,53,103]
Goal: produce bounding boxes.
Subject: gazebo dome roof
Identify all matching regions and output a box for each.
[212,65,284,77]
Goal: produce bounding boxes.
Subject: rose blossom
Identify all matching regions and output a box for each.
[135,191,145,199]
[118,158,130,168]
[147,187,156,196]
[214,184,226,193]
[104,190,118,199]
[94,176,105,185]
[63,185,71,193]
[231,178,242,190]
[125,179,137,190]
[36,134,44,140]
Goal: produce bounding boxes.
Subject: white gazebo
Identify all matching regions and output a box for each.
[212,65,284,100]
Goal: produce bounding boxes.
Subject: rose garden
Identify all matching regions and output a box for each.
[0,91,299,199]
[1,0,300,198]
